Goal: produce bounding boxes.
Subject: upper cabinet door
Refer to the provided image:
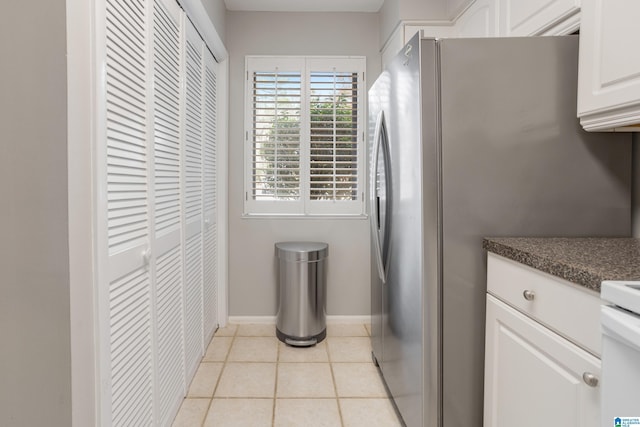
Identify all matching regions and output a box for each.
[499,0,581,36]
[578,0,640,131]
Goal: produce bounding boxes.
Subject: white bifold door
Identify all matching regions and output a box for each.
[96,0,220,425]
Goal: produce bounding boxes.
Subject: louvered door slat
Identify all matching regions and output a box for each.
[202,51,218,343]
[105,0,153,425]
[184,232,203,377]
[153,1,182,239]
[155,246,184,426]
[109,267,152,427]
[152,0,185,426]
[105,0,149,257]
[183,21,204,380]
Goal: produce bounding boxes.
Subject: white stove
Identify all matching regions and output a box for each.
[601,281,640,427]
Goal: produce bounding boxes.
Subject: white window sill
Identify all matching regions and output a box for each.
[241,213,368,220]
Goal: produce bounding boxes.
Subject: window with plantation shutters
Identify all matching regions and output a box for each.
[245,56,365,216]
[251,69,301,204]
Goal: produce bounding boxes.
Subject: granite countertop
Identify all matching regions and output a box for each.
[483,237,640,292]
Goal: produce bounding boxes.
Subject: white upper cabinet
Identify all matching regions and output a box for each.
[498,0,581,36]
[381,0,583,69]
[455,0,497,37]
[577,0,640,131]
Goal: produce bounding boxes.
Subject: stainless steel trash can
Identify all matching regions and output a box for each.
[275,242,328,346]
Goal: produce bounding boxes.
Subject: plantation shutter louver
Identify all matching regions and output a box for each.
[247,59,304,215]
[245,56,365,216]
[309,70,359,202]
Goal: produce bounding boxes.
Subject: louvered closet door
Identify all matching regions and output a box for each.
[202,50,219,345]
[103,0,153,425]
[151,0,185,425]
[183,19,205,380]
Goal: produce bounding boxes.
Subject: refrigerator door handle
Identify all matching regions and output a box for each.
[370,110,392,283]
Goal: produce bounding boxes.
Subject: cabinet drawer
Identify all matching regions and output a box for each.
[487,253,601,356]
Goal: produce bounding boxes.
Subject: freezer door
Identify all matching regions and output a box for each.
[381,35,437,427]
[371,110,392,285]
[368,70,391,368]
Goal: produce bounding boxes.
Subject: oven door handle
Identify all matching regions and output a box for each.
[601,305,640,352]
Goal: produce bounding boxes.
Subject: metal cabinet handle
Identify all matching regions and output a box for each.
[522,290,535,301]
[582,372,599,387]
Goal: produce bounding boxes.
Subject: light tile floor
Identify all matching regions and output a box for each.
[172,323,403,427]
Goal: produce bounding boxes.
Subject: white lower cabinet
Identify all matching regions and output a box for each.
[484,254,601,427]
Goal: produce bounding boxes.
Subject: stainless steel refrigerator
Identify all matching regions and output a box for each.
[369,34,631,427]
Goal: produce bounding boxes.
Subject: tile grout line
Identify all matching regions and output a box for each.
[174,323,387,427]
[200,325,237,427]
[327,334,346,427]
[272,331,280,427]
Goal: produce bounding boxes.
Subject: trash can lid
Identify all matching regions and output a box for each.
[275,241,328,262]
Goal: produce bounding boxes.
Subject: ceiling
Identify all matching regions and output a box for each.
[224,0,385,13]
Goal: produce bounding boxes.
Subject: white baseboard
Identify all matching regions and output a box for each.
[228,315,276,324]
[326,315,371,324]
[226,314,371,325]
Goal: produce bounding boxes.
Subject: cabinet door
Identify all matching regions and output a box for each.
[455,0,497,37]
[578,0,640,130]
[498,0,580,36]
[484,295,600,427]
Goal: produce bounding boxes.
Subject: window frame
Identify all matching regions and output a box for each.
[243,55,366,217]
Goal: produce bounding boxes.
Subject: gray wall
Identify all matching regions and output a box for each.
[0,1,71,426]
[226,11,380,316]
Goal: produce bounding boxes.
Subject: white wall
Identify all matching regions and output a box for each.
[0,1,72,426]
[226,11,380,316]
